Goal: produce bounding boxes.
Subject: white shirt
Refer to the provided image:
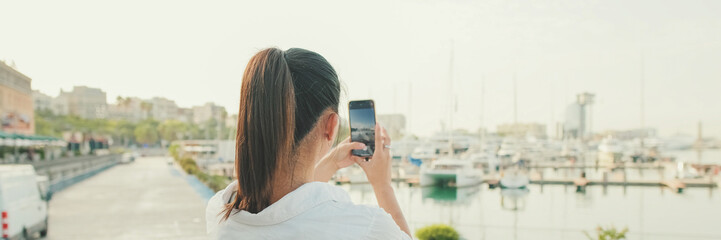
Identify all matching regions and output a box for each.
[206,181,412,240]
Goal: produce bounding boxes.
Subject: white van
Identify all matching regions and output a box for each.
[0,165,49,240]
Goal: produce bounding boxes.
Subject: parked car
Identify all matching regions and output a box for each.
[0,165,50,239]
[120,152,136,164]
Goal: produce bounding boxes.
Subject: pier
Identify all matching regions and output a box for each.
[43,156,207,239]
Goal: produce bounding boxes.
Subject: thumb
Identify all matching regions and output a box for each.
[349,142,366,150]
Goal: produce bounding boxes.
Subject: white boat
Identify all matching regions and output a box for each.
[465,151,500,173]
[411,145,440,161]
[497,139,520,158]
[598,137,624,166]
[420,158,484,187]
[500,170,530,189]
[665,161,701,179]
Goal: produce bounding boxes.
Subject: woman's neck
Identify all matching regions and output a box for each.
[269,144,318,204]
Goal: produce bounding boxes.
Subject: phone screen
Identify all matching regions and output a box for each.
[349,100,376,157]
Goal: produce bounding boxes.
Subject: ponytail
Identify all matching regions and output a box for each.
[221,48,295,219]
[221,47,340,220]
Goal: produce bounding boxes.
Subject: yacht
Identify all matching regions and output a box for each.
[500,170,530,189]
[464,150,500,173]
[420,158,484,187]
[598,137,624,166]
[410,144,441,161]
[497,138,520,158]
[666,161,702,179]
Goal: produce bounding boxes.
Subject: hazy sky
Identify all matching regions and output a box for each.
[1,0,720,138]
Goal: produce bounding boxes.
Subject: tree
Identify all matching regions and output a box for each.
[158,120,188,142]
[109,120,136,146]
[134,120,160,145]
[140,101,153,119]
[201,118,219,139]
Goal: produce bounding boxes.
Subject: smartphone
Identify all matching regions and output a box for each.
[348,100,376,157]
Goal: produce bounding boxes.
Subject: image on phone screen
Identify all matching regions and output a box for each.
[349,100,376,157]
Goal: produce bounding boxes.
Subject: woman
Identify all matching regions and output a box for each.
[206,47,411,239]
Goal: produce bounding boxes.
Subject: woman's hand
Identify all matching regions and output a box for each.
[354,124,392,188]
[313,137,365,182]
[353,124,412,237]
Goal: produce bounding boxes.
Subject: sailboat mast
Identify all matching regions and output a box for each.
[480,75,485,152]
[448,41,455,157]
[513,73,518,124]
[640,51,645,150]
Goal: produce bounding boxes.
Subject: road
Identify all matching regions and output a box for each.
[45,156,209,240]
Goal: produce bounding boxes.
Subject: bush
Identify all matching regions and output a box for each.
[207,175,230,192]
[173,154,229,191]
[585,225,628,240]
[415,224,460,240]
[178,156,200,175]
[168,143,180,160]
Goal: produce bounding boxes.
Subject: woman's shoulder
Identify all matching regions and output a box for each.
[301,196,411,239]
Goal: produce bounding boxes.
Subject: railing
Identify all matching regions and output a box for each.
[28,154,120,194]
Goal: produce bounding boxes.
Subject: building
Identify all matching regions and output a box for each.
[192,102,225,124]
[108,97,146,122]
[0,61,35,134]
[58,86,108,119]
[32,90,53,112]
[149,97,178,121]
[176,107,194,123]
[225,114,238,128]
[563,92,595,140]
[51,93,70,115]
[598,128,657,140]
[377,114,406,139]
[497,123,547,138]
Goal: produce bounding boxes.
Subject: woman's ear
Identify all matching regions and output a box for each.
[324,112,339,141]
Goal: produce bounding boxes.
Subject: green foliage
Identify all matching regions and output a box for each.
[585,225,628,240]
[35,109,224,146]
[415,224,460,240]
[173,153,229,192]
[168,143,181,159]
[207,175,230,192]
[134,120,160,145]
[178,156,200,175]
[159,120,188,142]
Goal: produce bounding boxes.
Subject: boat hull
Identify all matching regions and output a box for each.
[420,170,482,187]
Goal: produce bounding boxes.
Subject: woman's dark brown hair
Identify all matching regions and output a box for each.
[220,48,340,220]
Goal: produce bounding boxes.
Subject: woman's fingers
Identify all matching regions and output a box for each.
[374,123,383,150]
[381,127,391,154]
[382,127,391,145]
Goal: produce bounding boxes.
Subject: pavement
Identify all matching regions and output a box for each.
[44,156,209,240]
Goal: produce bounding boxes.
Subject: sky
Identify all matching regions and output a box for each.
[1,0,720,138]
[350,108,376,129]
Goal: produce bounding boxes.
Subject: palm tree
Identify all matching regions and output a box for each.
[140,101,153,119]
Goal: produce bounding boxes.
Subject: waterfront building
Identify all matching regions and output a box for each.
[58,86,108,119]
[225,114,238,128]
[51,93,70,115]
[563,92,595,140]
[176,107,194,123]
[108,97,147,122]
[0,61,34,135]
[497,122,547,138]
[150,97,179,121]
[192,102,226,124]
[32,90,53,112]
